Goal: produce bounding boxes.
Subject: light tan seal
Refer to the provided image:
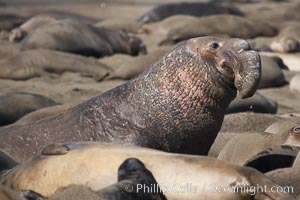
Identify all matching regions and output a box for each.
[218,126,300,165]
[0,142,293,200]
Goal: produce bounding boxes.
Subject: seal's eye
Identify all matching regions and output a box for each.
[209,42,219,50]
[292,126,300,133]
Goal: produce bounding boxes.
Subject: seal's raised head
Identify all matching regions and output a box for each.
[185,37,261,99]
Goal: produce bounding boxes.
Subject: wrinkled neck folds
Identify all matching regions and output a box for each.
[130,47,237,127]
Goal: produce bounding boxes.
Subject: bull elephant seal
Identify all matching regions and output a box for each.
[0,142,293,200]
[0,37,261,162]
[0,49,112,81]
[270,25,300,53]
[137,2,243,23]
[0,92,58,126]
[141,15,277,45]
[218,126,300,165]
[19,19,146,57]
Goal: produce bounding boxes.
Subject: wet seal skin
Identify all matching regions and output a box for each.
[0,36,261,162]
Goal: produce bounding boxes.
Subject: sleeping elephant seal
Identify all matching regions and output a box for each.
[9,11,100,42]
[218,126,300,166]
[259,55,288,89]
[266,167,300,198]
[226,92,277,114]
[265,117,300,135]
[0,49,112,81]
[9,15,57,42]
[137,2,243,24]
[0,142,293,200]
[0,92,59,126]
[0,37,261,162]
[16,158,166,200]
[19,19,146,57]
[142,15,277,45]
[270,25,300,53]
[100,47,171,80]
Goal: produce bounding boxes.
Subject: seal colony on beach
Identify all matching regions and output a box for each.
[0,37,261,162]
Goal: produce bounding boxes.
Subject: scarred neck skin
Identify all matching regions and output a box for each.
[81,45,237,155]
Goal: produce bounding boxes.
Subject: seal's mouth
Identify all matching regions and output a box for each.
[229,39,261,99]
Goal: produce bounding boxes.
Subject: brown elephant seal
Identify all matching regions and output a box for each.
[0,142,293,200]
[226,92,277,114]
[9,15,57,43]
[14,104,73,125]
[209,113,284,157]
[271,25,300,53]
[0,37,261,162]
[0,49,112,81]
[0,41,20,58]
[142,15,277,45]
[0,92,59,126]
[290,75,300,94]
[245,145,300,173]
[100,47,170,80]
[218,126,300,166]
[248,37,273,52]
[19,19,146,57]
[9,11,100,42]
[259,55,288,89]
[137,2,243,24]
[220,112,282,133]
[266,167,300,198]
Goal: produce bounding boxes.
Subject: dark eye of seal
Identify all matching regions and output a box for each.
[293,126,300,133]
[209,42,219,50]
